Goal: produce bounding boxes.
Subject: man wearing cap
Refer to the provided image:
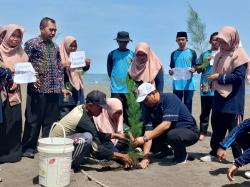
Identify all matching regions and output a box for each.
[107,31,134,125]
[52,90,133,172]
[169,31,197,113]
[133,83,199,168]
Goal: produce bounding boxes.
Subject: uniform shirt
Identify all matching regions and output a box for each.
[220,118,250,167]
[212,64,247,115]
[107,49,134,93]
[144,93,197,131]
[170,48,197,91]
[197,50,215,96]
[52,105,114,159]
[24,36,64,94]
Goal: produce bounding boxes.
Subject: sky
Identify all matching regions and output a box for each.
[1,0,250,74]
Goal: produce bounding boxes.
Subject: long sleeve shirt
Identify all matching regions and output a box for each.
[212,64,247,115]
[53,105,114,159]
[220,119,250,167]
[24,36,64,94]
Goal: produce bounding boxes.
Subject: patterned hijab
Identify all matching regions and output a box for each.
[213,26,250,98]
[0,24,28,106]
[129,42,163,85]
[59,36,83,90]
[93,98,123,145]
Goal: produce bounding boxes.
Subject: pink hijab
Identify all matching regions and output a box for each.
[129,42,163,85]
[0,24,28,106]
[0,26,6,38]
[59,36,83,90]
[213,26,250,98]
[93,98,123,145]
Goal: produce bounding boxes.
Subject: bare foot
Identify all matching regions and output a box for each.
[199,134,205,141]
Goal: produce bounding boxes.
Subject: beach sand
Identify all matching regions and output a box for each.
[1,83,250,187]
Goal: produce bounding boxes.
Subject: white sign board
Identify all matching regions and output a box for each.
[13,62,36,84]
[172,68,191,80]
[69,51,86,68]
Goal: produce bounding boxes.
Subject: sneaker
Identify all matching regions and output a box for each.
[200,155,217,162]
[245,171,250,179]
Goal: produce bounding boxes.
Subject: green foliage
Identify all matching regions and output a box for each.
[125,76,143,137]
[125,76,143,161]
[186,3,208,56]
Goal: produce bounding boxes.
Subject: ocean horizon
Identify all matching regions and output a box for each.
[83,73,250,94]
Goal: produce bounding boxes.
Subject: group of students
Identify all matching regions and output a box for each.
[107,27,250,181]
[0,16,250,182]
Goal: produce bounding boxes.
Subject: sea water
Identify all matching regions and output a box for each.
[83,73,250,95]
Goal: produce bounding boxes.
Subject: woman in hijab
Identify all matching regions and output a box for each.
[0,26,13,123]
[93,98,127,151]
[59,36,91,118]
[129,42,164,92]
[0,24,28,163]
[201,26,250,162]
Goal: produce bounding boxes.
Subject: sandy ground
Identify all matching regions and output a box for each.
[1,83,250,187]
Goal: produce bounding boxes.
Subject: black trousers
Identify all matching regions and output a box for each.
[0,101,22,163]
[165,128,198,160]
[22,93,60,153]
[210,111,242,158]
[199,96,213,134]
[111,93,128,125]
[173,90,194,113]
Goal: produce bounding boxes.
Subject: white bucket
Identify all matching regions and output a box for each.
[38,123,74,187]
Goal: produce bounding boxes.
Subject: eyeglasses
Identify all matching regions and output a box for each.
[136,53,146,57]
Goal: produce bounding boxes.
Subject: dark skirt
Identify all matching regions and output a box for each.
[0,100,22,163]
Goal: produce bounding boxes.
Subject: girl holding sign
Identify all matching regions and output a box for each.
[0,24,28,163]
[59,36,91,118]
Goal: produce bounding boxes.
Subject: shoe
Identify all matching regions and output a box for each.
[200,155,217,162]
[172,154,190,164]
[153,146,174,159]
[22,151,35,158]
[71,164,81,173]
[245,171,250,179]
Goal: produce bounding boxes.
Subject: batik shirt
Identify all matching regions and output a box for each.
[24,36,64,94]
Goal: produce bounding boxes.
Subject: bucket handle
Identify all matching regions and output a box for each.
[49,122,67,152]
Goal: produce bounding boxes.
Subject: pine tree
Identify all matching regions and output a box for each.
[125,76,143,161]
[186,3,208,56]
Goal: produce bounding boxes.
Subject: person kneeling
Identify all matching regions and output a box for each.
[133,83,199,168]
[217,118,250,181]
[52,90,132,172]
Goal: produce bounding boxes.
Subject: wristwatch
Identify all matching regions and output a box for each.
[143,135,149,142]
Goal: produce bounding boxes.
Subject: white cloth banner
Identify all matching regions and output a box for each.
[172,68,191,80]
[13,62,36,84]
[69,51,86,68]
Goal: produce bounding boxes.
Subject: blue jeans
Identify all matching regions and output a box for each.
[173,90,194,113]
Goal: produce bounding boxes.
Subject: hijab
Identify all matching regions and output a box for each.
[59,36,83,90]
[0,24,28,106]
[213,26,250,98]
[93,98,123,145]
[129,42,163,85]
